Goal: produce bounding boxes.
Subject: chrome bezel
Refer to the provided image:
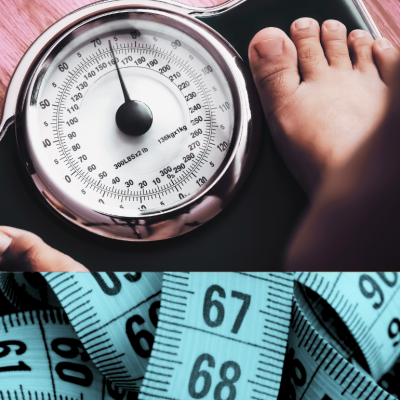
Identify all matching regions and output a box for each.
[13,1,261,241]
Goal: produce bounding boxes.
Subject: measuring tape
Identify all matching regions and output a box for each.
[0,272,399,400]
[0,308,134,400]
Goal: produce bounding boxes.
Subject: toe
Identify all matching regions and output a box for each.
[372,38,400,85]
[348,30,375,73]
[321,20,352,69]
[249,27,300,119]
[290,18,328,80]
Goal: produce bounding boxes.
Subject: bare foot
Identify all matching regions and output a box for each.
[0,226,88,272]
[286,60,400,270]
[249,18,400,196]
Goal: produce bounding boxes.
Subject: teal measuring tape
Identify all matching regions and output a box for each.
[0,272,399,400]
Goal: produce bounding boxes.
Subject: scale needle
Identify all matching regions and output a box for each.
[109,40,131,102]
[109,40,153,136]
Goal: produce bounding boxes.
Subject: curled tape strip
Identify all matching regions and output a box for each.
[0,309,133,400]
[295,272,400,380]
[0,272,399,400]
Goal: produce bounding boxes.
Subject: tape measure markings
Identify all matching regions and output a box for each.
[0,384,65,400]
[2,272,400,400]
[286,296,395,400]
[0,273,61,311]
[295,272,400,379]
[296,283,354,359]
[0,309,131,400]
[140,273,191,397]
[364,282,400,332]
[139,272,293,400]
[43,272,163,391]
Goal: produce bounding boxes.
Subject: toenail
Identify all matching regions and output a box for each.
[295,19,311,30]
[352,30,366,38]
[378,38,392,49]
[254,38,283,57]
[325,21,340,31]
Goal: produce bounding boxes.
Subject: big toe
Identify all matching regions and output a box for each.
[372,38,400,85]
[249,27,300,120]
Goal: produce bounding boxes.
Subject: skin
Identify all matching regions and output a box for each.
[248,17,400,269]
[248,18,399,196]
[0,226,88,271]
[1,17,399,271]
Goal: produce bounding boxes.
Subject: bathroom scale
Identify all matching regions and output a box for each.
[0,0,379,270]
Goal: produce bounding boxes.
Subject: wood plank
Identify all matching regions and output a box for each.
[363,0,400,47]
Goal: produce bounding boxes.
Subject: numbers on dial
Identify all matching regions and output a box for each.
[185,92,197,102]
[159,65,171,74]
[58,62,69,72]
[202,65,213,75]
[95,62,107,73]
[189,141,200,151]
[40,99,50,109]
[183,153,195,163]
[146,59,158,68]
[171,39,181,49]
[91,38,101,47]
[84,71,96,80]
[139,180,147,189]
[217,142,228,152]
[219,102,230,112]
[66,117,78,127]
[121,56,133,65]
[130,29,141,39]
[196,177,207,187]
[189,104,201,113]
[134,56,146,65]
[66,104,79,114]
[40,28,234,212]
[76,82,88,91]
[173,164,185,174]
[178,81,190,90]
[169,72,181,82]
[160,167,172,177]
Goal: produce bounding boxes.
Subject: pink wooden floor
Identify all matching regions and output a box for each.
[1,0,400,118]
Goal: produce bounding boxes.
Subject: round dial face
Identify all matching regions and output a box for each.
[27,13,235,218]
